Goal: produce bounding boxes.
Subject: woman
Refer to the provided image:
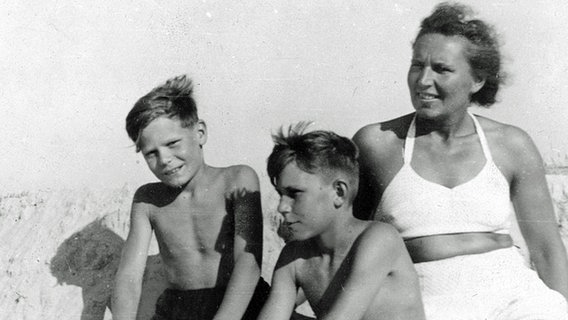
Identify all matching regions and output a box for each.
[353,3,568,319]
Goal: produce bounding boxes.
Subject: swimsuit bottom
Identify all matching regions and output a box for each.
[415,247,568,320]
[152,277,270,320]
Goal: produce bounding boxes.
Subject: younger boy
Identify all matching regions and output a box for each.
[112,75,268,320]
[258,123,425,320]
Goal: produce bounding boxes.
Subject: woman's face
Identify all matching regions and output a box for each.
[407,33,484,121]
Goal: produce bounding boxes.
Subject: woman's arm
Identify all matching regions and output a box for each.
[353,124,404,220]
[352,126,384,220]
[508,127,568,300]
[404,232,513,263]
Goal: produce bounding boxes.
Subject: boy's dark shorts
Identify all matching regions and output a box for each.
[151,278,270,320]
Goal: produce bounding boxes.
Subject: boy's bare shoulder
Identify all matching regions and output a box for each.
[275,240,316,268]
[363,221,401,239]
[220,164,260,192]
[356,222,404,251]
[132,182,178,207]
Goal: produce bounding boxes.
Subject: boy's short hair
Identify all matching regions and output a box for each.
[126,75,198,150]
[267,122,360,200]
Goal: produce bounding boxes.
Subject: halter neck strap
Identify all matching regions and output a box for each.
[469,111,492,161]
[404,117,416,164]
[404,111,492,163]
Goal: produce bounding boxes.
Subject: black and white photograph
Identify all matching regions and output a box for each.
[2,1,568,319]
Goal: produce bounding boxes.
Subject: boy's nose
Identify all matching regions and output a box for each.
[418,67,434,87]
[157,151,173,165]
[277,198,291,215]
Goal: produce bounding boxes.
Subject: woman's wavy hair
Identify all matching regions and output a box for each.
[414,2,506,106]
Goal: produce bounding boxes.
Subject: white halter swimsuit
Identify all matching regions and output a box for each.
[374,112,568,319]
[375,111,513,239]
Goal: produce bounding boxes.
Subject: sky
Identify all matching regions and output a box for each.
[2,0,568,193]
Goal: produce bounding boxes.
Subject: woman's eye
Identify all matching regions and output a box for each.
[168,140,180,147]
[434,65,452,73]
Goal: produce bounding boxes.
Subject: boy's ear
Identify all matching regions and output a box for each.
[332,179,348,208]
[196,120,207,146]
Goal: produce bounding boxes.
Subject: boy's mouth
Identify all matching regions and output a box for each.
[283,221,298,227]
[164,165,183,176]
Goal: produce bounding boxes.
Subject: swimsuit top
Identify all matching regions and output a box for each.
[374,112,513,239]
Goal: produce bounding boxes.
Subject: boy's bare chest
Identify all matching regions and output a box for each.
[297,257,345,304]
[150,194,233,253]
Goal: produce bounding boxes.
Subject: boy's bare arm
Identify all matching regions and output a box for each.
[112,197,153,320]
[257,245,299,320]
[320,223,401,320]
[213,166,263,320]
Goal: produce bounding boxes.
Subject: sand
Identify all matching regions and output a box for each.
[2,174,568,319]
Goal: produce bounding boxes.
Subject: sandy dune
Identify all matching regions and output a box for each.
[2,173,568,319]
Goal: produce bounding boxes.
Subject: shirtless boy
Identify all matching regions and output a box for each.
[112,75,268,320]
[258,123,425,320]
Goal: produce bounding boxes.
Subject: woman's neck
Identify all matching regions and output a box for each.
[414,109,474,140]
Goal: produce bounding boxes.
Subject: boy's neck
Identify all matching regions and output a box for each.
[314,208,362,255]
[177,162,210,195]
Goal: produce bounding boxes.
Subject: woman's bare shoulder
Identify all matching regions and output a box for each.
[353,114,414,154]
[474,114,536,152]
[474,114,543,180]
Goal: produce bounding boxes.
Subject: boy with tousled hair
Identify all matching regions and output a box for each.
[112,75,268,320]
[258,123,425,320]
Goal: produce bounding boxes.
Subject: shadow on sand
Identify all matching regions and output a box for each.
[50,219,167,320]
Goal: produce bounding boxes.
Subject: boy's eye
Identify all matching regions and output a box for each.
[276,188,301,199]
[167,140,180,147]
[410,61,423,69]
[289,190,301,199]
[143,151,156,158]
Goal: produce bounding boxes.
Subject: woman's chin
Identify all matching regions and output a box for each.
[414,106,441,119]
